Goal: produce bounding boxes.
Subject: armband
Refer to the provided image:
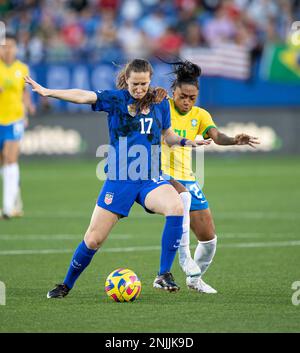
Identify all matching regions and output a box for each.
[180,138,188,146]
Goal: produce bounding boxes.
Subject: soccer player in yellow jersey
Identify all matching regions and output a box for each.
[161,61,259,293]
[0,33,35,219]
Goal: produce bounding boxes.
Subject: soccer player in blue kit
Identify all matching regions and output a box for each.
[25,59,210,298]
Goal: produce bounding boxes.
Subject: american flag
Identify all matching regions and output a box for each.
[181,43,251,80]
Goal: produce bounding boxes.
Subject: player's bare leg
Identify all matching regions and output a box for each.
[145,184,184,292]
[84,205,120,249]
[144,183,183,216]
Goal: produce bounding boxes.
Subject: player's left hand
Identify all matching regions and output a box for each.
[154,87,169,103]
[234,134,260,148]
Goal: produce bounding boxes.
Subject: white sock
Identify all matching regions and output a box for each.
[194,236,217,276]
[14,185,23,212]
[178,191,192,266]
[3,163,20,216]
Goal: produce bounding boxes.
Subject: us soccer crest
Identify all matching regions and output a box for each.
[104,192,114,205]
[127,104,137,117]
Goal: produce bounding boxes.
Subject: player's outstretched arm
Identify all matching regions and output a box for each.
[162,128,211,147]
[208,128,260,148]
[24,76,97,104]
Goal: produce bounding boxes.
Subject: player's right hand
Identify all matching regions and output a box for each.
[24,76,50,97]
[185,139,212,147]
[154,87,169,103]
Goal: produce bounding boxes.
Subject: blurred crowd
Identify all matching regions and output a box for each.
[1,0,299,63]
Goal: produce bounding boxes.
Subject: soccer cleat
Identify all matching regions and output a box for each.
[0,210,10,220]
[0,209,23,219]
[11,209,24,218]
[180,257,201,277]
[186,276,217,294]
[47,283,70,299]
[153,272,180,292]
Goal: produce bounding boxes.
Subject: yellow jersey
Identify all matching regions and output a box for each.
[0,59,29,125]
[161,98,216,181]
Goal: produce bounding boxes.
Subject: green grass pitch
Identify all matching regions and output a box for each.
[0,156,299,332]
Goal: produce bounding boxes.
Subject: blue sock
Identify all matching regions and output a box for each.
[159,215,183,275]
[64,240,97,289]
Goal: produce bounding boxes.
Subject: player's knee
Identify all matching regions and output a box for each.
[2,153,17,165]
[84,228,103,250]
[164,200,184,216]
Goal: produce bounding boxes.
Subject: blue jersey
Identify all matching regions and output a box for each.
[92,89,171,182]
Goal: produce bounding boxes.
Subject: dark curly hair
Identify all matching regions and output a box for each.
[170,60,201,90]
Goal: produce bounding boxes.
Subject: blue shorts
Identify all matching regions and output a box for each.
[0,120,25,151]
[97,177,170,217]
[162,174,209,211]
[178,180,209,211]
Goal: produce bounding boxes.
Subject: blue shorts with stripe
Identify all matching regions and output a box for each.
[97,177,170,217]
[178,180,209,211]
[162,174,209,211]
[0,120,25,151]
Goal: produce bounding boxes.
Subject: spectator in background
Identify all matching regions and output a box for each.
[276,0,293,41]
[0,0,299,64]
[184,22,206,48]
[175,0,198,12]
[91,9,121,62]
[140,10,169,39]
[61,10,85,49]
[68,0,89,12]
[153,26,184,58]
[175,6,198,36]
[203,3,237,45]
[117,20,150,59]
[46,31,72,62]
[246,0,278,30]
[120,0,143,22]
[97,0,119,13]
[27,34,45,63]
[0,0,12,14]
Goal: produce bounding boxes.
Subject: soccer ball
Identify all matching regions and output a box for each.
[105,268,142,302]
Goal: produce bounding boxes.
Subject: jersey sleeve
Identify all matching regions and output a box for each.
[161,98,171,130]
[91,90,114,113]
[197,109,217,139]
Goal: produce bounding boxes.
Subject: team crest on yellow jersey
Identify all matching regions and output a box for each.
[15,70,22,78]
[191,119,198,127]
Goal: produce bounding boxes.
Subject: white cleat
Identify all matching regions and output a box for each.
[186,276,217,294]
[180,257,201,277]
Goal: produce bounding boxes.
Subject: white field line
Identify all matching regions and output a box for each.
[1,240,300,256]
[0,234,132,241]
[0,232,297,241]
[20,210,300,220]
